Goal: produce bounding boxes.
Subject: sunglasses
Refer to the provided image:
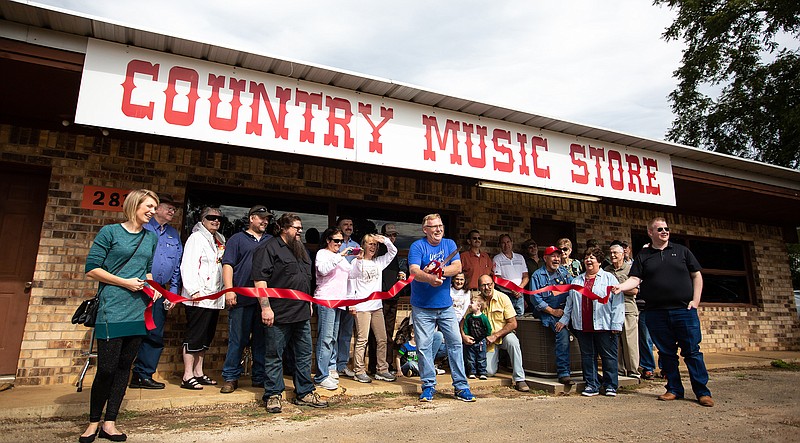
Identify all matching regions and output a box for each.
[471,237,481,241]
[330,238,344,244]
[656,227,670,232]
[204,215,223,222]
[560,247,570,252]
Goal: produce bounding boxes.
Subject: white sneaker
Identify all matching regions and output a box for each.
[318,376,339,391]
[329,370,339,380]
[435,367,445,375]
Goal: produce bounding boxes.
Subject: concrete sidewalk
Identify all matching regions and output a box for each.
[1,350,798,420]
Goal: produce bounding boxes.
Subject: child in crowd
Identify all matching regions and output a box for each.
[395,329,420,377]
[450,272,470,320]
[462,298,492,380]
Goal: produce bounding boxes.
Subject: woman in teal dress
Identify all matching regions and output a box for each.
[79,189,161,443]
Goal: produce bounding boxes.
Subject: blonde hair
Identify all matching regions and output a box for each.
[361,233,379,259]
[556,238,573,249]
[422,213,442,226]
[123,189,159,222]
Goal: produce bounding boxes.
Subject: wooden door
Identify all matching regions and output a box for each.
[0,166,49,375]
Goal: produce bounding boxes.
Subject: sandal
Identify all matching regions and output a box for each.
[180,377,203,390]
[196,374,217,386]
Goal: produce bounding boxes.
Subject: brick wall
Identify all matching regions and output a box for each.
[2,123,798,385]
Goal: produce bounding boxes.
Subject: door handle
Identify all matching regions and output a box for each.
[25,281,33,289]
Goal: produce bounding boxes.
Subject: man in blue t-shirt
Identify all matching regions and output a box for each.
[219,205,273,393]
[408,213,474,403]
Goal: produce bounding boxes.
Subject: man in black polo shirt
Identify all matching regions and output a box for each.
[251,213,328,413]
[219,205,273,394]
[613,217,713,407]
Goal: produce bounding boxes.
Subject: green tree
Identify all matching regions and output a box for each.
[656,0,800,169]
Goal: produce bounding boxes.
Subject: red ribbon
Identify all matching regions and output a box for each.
[492,275,612,304]
[141,276,415,330]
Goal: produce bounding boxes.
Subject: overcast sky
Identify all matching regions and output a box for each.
[35,0,684,142]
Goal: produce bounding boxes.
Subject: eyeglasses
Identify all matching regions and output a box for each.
[656,227,670,232]
[478,282,493,288]
[470,237,481,241]
[527,245,537,249]
[162,206,177,213]
[204,215,223,222]
[560,247,570,252]
[330,238,343,244]
[291,225,303,232]
[386,233,398,237]
[424,224,444,230]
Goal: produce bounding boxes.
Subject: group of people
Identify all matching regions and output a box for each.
[78,189,714,443]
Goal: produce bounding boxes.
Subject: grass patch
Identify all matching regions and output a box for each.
[288,414,314,422]
[116,410,142,421]
[371,391,401,399]
[771,359,800,371]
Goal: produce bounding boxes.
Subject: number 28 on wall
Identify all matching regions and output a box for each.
[81,186,131,212]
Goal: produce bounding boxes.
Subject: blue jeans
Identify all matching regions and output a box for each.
[645,308,711,398]
[132,297,166,380]
[546,321,572,378]
[464,339,487,376]
[411,305,469,391]
[638,310,656,372]
[221,304,266,383]
[262,320,314,399]
[333,310,354,372]
[315,305,341,383]
[574,330,619,392]
[511,295,524,316]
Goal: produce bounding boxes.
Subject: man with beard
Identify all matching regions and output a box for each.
[529,246,575,385]
[219,205,273,393]
[130,193,182,390]
[251,213,328,413]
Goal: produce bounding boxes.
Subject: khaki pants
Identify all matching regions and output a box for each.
[618,296,640,376]
[354,309,388,374]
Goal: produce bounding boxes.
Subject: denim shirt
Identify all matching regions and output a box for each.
[558,269,623,331]
[143,218,183,291]
[529,265,573,327]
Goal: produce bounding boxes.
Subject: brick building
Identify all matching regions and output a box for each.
[1,2,799,385]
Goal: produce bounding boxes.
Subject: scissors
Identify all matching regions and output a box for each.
[426,249,460,278]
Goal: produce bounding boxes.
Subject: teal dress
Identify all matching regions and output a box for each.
[85,224,158,339]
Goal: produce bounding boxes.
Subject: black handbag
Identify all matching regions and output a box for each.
[72,231,147,328]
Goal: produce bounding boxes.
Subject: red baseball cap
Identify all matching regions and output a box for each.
[544,246,560,256]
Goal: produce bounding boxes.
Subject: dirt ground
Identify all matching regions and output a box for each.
[4,366,800,443]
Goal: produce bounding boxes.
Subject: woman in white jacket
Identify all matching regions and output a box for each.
[179,207,226,390]
[349,233,397,383]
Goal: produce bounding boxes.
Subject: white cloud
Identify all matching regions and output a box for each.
[34,0,684,140]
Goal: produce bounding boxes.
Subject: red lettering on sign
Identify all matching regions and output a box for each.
[626,155,644,193]
[207,74,246,131]
[421,115,460,162]
[324,96,355,149]
[164,66,199,126]
[245,83,290,139]
[462,122,487,168]
[517,134,530,176]
[492,129,514,172]
[295,89,323,143]
[607,149,624,190]
[588,145,605,187]
[531,136,551,179]
[570,144,589,184]
[121,60,159,119]
[643,157,661,195]
[358,103,394,153]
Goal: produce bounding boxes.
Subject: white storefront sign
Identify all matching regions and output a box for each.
[76,39,675,205]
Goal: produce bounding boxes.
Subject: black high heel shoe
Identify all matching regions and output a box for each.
[78,427,99,443]
[98,428,127,442]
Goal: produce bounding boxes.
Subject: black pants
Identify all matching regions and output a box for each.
[90,336,142,422]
